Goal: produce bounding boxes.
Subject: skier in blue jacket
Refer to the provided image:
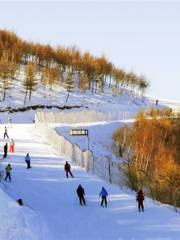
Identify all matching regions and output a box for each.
[99,187,108,207]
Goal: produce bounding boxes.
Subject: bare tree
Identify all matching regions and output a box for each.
[0,52,11,101]
[23,62,37,104]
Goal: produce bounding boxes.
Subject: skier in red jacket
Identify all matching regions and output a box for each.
[64,161,74,178]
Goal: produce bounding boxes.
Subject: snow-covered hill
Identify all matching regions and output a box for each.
[0,74,179,239]
[0,74,154,124]
[0,124,179,240]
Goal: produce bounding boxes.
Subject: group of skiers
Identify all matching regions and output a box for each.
[64,161,109,207]
[4,153,32,181]
[64,161,145,211]
[76,185,109,207]
[76,185,108,207]
[2,127,15,158]
[76,184,144,210]
[1,125,145,211]
[2,126,32,181]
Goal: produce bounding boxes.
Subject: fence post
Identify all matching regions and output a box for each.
[108,157,112,183]
[92,154,95,173]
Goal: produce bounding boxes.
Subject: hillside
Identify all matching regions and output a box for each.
[0,72,153,124]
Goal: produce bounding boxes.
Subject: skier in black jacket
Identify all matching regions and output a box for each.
[76,185,86,206]
[3,143,8,158]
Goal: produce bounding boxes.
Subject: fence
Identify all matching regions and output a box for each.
[35,121,123,185]
[35,110,135,124]
[35,122,93,172]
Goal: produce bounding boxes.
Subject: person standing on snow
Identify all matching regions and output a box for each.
[64,161,74,178]
[4,163,12,181]
[3,143,8,158]
[25,153,31,169]
[9,139,15,153]
[136,189,145,212]
[99,187,108,207]
[4,126,9,139]
[76,185,86,206]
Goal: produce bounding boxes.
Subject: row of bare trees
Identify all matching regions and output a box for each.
[113,108,180,209]
[0,30,149,103]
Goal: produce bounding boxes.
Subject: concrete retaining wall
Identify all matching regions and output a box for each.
[35,110,134,124]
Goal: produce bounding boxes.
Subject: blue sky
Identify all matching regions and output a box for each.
[0,0,180,101]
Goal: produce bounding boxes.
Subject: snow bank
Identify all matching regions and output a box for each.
[0,187,47,240]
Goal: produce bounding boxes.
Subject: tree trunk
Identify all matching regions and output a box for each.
[66,92,69,103]
[29,88,32,101]
[3,78,6,101]
[24,89,28,105]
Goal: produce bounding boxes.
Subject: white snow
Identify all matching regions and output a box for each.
[0,73,179,239]
[0,74,155,124]
[0,124,179,240]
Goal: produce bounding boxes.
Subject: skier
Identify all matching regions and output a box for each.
[3,143,8,158]
[25,153,31,169]
[4,126,9,139]
[76,185,86,206]
[99,187,108,207]
[136,189,145,212]
[64,161,74,178]
[17,199,24,206]
[9,139,15,153]
[4,163,12,181]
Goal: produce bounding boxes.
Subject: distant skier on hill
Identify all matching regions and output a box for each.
[136,189,145,212]
[76,185,86,206]
[4,126,9,139]
[25,153,31,169]
[99,187,108,208]
[3,143,8,158]
[64,161,74,178]
[4,163,12,181]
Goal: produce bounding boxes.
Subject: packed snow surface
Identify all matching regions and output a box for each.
[0,124,179,240]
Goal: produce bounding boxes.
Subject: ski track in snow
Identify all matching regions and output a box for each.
[0,124,180,240]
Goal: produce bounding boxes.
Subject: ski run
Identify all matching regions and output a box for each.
[0,124,179,240]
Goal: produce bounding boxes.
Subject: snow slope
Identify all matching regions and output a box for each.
[0,124,179,240]
[0,187,48,240]
[0,74,154,124]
